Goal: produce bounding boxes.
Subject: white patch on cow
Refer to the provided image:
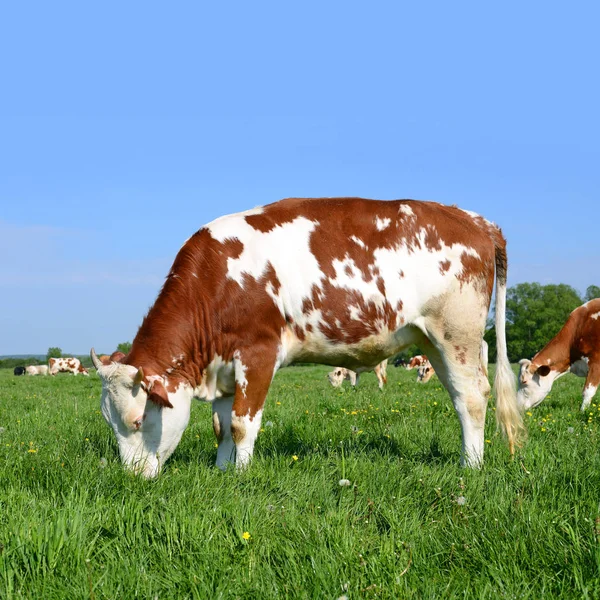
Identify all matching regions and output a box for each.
[194,355,236,401]
[232,409,263,468]
[591,311,600,320]
[350,235,367,249]
[581,384,598,412]
[208,216,325,327]
[348,305,361,320]
[373,228,481,322]
[398,204,414,217]
[233,350,249,397]
[375,217,391,231]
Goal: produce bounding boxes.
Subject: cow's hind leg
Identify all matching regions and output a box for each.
[421,298,491,467]
[425,341,490,468]
[581,357,600,412]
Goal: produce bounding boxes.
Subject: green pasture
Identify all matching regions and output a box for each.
[1,365,599,599]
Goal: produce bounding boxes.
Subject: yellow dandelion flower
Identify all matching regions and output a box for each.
[28,449,37,453]
[292,455,298,461]
[242,531,251,540]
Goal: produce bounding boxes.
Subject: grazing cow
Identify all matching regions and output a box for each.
[49,357,89,376]
[13,366,26,376]
[517,299,600,412]
[417,360,435,383]
[406,355,428,370]
[91,197,522,477]
[328,359,388,390]
[26,365,49,376]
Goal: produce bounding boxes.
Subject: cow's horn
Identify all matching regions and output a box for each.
[90,348,103,370]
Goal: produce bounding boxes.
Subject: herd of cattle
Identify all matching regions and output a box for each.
[12,354,126,378]
[14,357,90,377]
[9,197,600,478]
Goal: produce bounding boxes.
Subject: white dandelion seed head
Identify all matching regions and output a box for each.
[99,457,108,468]
[338,479,351,487]
[456,496,467,506]
[567,427,575,434]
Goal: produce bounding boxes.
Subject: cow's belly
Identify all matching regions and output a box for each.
[281,323,421,371]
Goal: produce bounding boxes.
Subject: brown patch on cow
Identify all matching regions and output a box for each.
[147,379,173,409]
[294,324,306,341]
[231,420,246,445]
[439,259,451,274]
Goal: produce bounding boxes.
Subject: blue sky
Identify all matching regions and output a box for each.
[1,1,598,355]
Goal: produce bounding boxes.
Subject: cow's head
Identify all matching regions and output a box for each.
[417,363,434,383]
[91,348,191,478]
[327,367,349,388]
[516,358,557,410]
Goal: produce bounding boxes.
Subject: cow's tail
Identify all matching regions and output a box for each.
[492,232,525,455]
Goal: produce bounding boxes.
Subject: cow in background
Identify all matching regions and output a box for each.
[26,365,48,376]
[328,359,388,390]
[91,197,522,477]
[49,357,89,376]
[517,299,600,412]
[417,360,435,383]
[13,366,26,376]
[406,355,428,370]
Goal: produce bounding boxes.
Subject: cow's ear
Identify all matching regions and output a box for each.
[535,365,551,377]
[147,379,173,408]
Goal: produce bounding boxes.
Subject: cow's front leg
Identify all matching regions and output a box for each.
[229,349,276,469]
[581,359,600,412]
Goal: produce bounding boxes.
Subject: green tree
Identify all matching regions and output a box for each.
[117,341,132,354]
[46,347,62,361]
[505,283,582,361]
[585,285,600,302]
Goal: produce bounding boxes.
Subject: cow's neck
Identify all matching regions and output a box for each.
[127,275,219,386]
[532,318,575,374]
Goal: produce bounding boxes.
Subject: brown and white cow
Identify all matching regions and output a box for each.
[406,355,428,370]
[517,299,600,412]
[416,360,435,383]
[328,359,388,390]
[91,197,522,477]
[26,365,49,376]
[49,357,89,376]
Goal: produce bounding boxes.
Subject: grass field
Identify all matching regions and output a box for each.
[1,364,600,599]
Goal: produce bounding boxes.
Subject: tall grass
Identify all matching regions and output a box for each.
[1,366,599,598]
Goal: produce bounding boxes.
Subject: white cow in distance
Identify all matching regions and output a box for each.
[26,365,48,376]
